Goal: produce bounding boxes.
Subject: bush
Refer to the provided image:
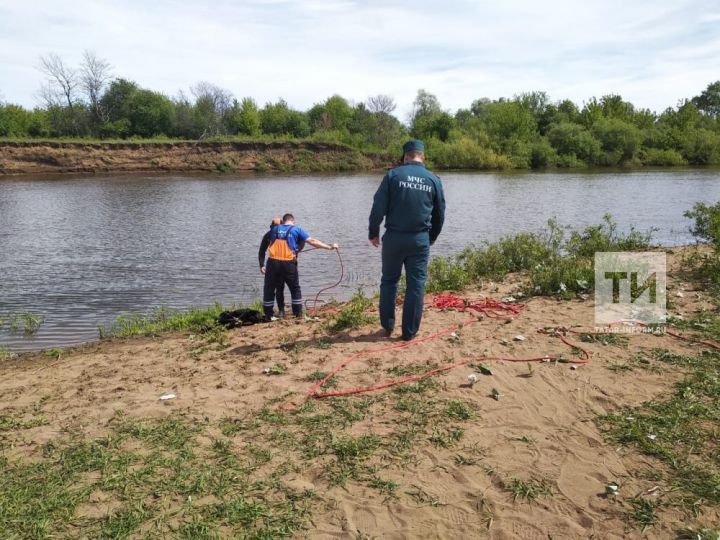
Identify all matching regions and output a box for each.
[529,257,594,298]
[0,104,33,137]
[565,214,654,258]
[427,224,562,291]
[555,153,586,168]
[547,122,602,164]
[326,289,375,333]
[427,136,513,170]
[685,201,720,251]
[425,215,652,298]
[529,138,558,168]
[592,118,642,162]
[641,148,687,166]
[681,129,720,165]
[426,256,469,292]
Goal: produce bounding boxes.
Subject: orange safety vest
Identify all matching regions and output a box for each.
[267,225,298,261]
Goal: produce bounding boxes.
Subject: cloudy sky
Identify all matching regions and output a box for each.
[1,0,718,120]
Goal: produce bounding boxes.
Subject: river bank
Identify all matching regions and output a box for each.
[2,247,719,538]
[2,139,719,177]
[0,140,389,175]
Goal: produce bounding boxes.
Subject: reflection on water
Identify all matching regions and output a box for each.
[1,169,719,351]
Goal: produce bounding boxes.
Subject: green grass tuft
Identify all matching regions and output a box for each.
[97,303,229,339]
[506,477,553,502]
[326,289,375,333]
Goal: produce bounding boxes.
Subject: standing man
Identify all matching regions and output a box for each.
[368,140,445,341]
[262,213,339,320]
[259,217,285,317]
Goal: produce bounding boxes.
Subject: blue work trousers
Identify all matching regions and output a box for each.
[380,231,430,339]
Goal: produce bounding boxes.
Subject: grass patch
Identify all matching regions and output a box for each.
[0,346,18,362]
[505,477,553,502]
[425,214,653,297]
[369,477,399,497]
[429,426,465,448]
[580,332,630,346]
[264,363,288,375]
[97,303,228,339]
[0,413,314,539]
[303,371,339,389]
[669,311,720,343]
[628,496,659,531]
[0,364,480,538]
[326,289,375,333]
[0,312,44,335]
[442,400,475,421]
[600,349,720,525]
[0,412,47,432]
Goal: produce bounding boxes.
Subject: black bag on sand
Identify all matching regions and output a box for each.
[218,309,265,329]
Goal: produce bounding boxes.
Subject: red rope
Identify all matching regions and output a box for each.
[276,292,719,411]
[564,320,720,351]
[665,329,720,350]
[275,293,586,411]
[432,293,525,318]
[299,248,345,314]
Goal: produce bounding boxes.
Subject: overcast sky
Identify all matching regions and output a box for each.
[1,0,718,120]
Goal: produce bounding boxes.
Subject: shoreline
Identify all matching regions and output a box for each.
[0,140,390,176]
[0,244,707,357]
[2,140,719,177]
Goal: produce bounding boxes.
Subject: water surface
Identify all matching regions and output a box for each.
[1,169,719,351]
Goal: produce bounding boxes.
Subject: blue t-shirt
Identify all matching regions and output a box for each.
[273,224,310,253]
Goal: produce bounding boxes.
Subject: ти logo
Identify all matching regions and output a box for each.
[595,252,666,326]
[604,270,657,303]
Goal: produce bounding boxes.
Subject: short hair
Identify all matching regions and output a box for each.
[270,216,282,227]
[282,213,295,222]
[404,150,425,161]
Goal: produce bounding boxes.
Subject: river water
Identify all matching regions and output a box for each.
[1,169,719,351]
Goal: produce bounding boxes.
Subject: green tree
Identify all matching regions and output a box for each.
[260,100,292,135]
[692,81,720,118]
[101,79,139,123]
[226,97,260,136]
[548,122,602,164]
[191,82,233,137]
[349,103,406,149]
[579,97,603,127]
[0,103,33,137]
[128,89,174,137]
[599,94,634,122]
[172,93,197,138]
[285,110,311,138]
[592,118,642,163]
[658,101,702,130]
[308,95,354,132]
[680,128,720,164]
[481,99,537,144]
[410,89,454,141]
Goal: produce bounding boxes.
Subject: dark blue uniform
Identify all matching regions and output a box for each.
[368,161,446,339]
[262,224,310,319]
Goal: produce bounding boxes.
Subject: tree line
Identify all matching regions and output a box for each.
[1,51,719,169]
